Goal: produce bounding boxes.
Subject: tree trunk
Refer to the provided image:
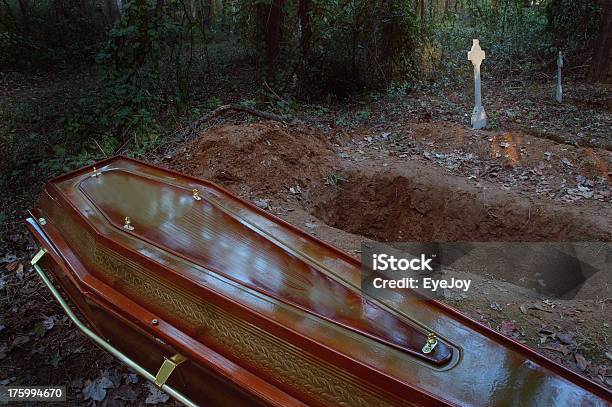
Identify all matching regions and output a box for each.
[298,0,311,58]
[589,0,612,83]
[17,0,29,33]
[201,0,212,29]
[107,0,120,23]
[259,0,284,79]
[154,0,164,17]
[419,0,424,34]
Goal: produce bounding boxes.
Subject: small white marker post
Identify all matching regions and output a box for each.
[555,51,563,103]
[468,39,487,130]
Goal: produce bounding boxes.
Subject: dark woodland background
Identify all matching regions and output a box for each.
[0,0,611,247]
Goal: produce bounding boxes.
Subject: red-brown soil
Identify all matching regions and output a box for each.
[169,122,338,196]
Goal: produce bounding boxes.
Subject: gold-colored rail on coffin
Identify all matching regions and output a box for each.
[31,249,199,407]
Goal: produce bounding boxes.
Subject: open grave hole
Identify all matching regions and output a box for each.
[306,163,611,299]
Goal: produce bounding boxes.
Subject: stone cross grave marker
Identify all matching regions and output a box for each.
[556,51,563,103]
[467,39,487,129]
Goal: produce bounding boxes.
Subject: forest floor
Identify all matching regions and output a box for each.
[1,69,611,405]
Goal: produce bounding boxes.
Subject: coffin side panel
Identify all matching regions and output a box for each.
[40,191,426,407]
[40,252,268,406]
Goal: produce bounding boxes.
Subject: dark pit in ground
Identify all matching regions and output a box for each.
[308,162,611,242]
[306,162,611,299]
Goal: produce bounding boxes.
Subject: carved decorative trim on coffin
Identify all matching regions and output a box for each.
[48,207,417,407]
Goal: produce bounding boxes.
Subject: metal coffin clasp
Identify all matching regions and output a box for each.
[422,332,438,354]
[123,217,134,231]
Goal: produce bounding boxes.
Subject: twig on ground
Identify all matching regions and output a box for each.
[92,138,108,158]
[179,104,291,141]
[193,104,290,127]
[263,80,290,106]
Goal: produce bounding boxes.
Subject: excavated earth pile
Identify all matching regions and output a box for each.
[170,122,338,195]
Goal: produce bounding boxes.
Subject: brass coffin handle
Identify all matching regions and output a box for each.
[30,248,198,407]
[155,354,187,388]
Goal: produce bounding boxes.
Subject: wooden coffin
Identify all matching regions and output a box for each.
[26,156,611,406]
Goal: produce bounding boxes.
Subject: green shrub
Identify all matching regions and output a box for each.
[0,0,108,69]
[94,0,196,145]
[545,0,602,51]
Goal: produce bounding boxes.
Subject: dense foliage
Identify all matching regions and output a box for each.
[1,1,605,95]
[545,0,603,50]
[0,0,608,193]
[95,0,196,144]
[237,0,417,95]
[0,0,109,69]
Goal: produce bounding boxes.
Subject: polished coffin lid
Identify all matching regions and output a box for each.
[37,157,612,406]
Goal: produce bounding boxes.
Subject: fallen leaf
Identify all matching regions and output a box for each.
[12,335,30,347]
[124,373,138,384]
[5,261,18,271]
[542,344,570,355]
[538,326,555,335]
[0,377,16,385]
[0,254,17,264]
[500,321,517,336]
[42,316,56,331]
[533,161,545,176]
[490,302,502,311]
[530,304,552,313]
[83,375,114,402]
[557,332,575,345]
[575,353,589,372]
[145,382,170,404]
[115,384,138,402]
[15,264,24,280]
[253,198,270,209]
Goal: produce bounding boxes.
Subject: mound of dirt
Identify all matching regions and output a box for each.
[169,122,336,196]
